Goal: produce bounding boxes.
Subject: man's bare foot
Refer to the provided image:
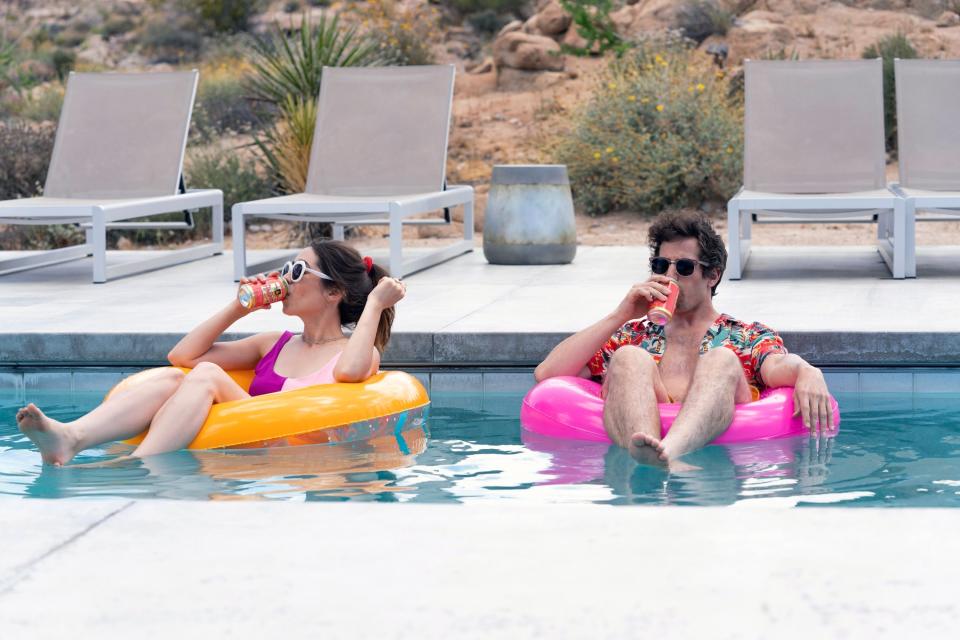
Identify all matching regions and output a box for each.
[629,432,700,472]
[16,403,80,466]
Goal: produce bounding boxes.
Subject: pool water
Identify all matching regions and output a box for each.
[2,386,960,506]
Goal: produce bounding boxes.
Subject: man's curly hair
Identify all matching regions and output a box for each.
[647,211,727,297]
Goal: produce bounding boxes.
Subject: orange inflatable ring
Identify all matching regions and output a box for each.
[105,368,430,450]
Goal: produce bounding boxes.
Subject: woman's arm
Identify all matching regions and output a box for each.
[334,278,404,382]
[167,299,277,370]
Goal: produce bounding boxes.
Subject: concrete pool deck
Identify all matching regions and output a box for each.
[2,243,960,368]
[2,499,959,638]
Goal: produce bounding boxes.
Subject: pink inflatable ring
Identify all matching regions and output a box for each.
[521,376,840,444]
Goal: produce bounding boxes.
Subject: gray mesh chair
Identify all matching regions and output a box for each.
[891,58,960,275]
[0,71,223,283]
[727,59,908,279]
[231,65,473,280]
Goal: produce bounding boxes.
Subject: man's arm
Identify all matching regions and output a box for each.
[534,277,673,382]
[759,353,835,432]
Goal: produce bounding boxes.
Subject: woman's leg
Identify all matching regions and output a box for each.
[132,362,248,458]
[17,368,186,466]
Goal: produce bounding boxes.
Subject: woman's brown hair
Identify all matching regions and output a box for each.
[308,239,394,353]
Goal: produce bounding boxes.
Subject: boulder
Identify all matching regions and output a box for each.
[534,1,572,36]
[498,20,523,37]
[936,11,960,28]
[493,32,566,72]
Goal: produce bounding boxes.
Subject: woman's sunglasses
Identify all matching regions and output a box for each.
[649,256,711,277]
[280,260,334,283]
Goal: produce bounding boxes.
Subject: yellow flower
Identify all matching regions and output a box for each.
[640,97,650,104]
[715,70,725,79]
[726,146,734,154]
[688,85,695,93]
[593,151,602,160]
[656,104,664,112]
[605,146,614,154]
[654,54,664,64]
[627,95,636,102]
[611,156,620,163]
[608,82,617,90]
[697,83,706,92]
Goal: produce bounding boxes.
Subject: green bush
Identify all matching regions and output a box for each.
[556,40,743,215]
[102,16,136,39]
[559,0,630,57]
[0,120,54,199]
[17,84,64,123]
[674,0,735,45]
[0,120,85,250]
[50,49,76,82]
[174,0,264,35]
[185,148,273,225]
[358,0,440,66]
[140,15,204,63]
[466,10,510,36]
[863,32,916,154]
[192,65,260,139]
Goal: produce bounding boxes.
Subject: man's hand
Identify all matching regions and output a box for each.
[792,365,835,435]
[613,276,674,321]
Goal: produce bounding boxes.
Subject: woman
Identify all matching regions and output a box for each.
[16,240,405,466]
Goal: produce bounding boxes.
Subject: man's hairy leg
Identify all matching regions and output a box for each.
[602,346,671,467]
[656,347,752,464]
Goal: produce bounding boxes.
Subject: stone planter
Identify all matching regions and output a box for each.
[482,164,577,265]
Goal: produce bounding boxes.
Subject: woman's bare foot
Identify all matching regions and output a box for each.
[630,432,700,472]
[16,403,80,466]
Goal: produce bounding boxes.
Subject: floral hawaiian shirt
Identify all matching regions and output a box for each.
[587,313,787,390]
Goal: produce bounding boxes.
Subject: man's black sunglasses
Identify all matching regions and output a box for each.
[649,256,711,277]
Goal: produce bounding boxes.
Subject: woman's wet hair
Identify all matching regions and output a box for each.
[308,239,394,353]
[647,210,727,296]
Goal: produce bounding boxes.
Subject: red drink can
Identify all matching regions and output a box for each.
[647,279,679,326]
[237,276,289,310]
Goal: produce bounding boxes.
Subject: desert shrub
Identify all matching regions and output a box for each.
[556,39,743,215]
[356,0,441,66]
[53,26,88,48]
[255,95,317,194]
[674,0,735,45]
[0,120,54,199]
[17,83,64,122]
[192,62,260,139]
[445,0,529,15]
[140,15,204,63]
[559,0,630,57]
[50,49,76,81]
[466,9,510,36]
[185,147,273,225]
[863,32,916,154]
[165,0,264,35]
[102,16,137,39]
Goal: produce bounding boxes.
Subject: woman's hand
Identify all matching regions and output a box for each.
[368,277,406,310]
[613,276,674,321]
[236,271,281,313]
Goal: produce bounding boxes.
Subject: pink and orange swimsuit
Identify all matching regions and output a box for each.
[248,331,342,396]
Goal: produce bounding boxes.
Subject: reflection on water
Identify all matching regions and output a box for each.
[2,388,960,506]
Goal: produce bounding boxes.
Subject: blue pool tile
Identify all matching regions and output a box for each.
[913,371,960,394]
[482,372,536,395]
[72,371,124,393]
[0,371,25,404]
[23,371,73,394]
[430,372,483,393]
[823,371,859,394]
[860,371,913,394]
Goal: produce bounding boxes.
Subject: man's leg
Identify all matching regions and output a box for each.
[653,347,753,464]
[602,346,671,466]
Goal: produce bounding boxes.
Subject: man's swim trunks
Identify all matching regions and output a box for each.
[587,313,787,392]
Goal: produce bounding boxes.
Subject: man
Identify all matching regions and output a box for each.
[534,211,834,469]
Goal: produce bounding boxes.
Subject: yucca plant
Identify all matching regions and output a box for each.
[255,95,318,193]
[247,13,383,107]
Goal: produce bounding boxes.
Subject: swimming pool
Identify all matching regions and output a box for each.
[2,369,959,505]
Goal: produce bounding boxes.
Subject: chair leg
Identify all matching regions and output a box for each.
[892,200,906,279]
[232,205,246,281]
[727,200,744,279]
[463,198,475,242]
[905,199,916,278]
[389,206,403,278]
[212,199,224,255]
[332,223,345,241]
[92,208,107,284]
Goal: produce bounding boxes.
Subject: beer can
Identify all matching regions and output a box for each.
[647,279,679,326]
[238,276,289,310]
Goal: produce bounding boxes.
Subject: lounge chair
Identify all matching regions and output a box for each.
[890,58,960,276]
[0,71,223,283]
[727,59,908,279]
[231,65,474,280]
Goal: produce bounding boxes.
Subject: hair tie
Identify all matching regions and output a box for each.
[363,256,373,274]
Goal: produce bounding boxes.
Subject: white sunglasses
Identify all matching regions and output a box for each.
[280,260,334,283]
